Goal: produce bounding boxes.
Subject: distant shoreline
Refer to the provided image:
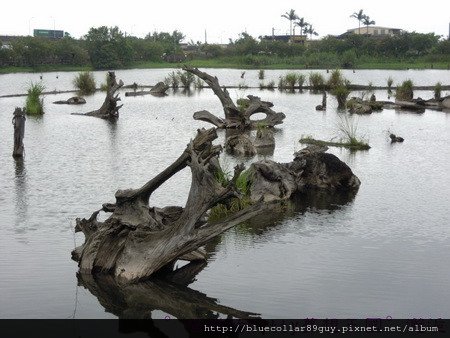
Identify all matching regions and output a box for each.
[1,59,450,75]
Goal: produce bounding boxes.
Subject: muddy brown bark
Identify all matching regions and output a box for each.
[182,66,286,129]
[12,107,26,158]
[73,128,265,283]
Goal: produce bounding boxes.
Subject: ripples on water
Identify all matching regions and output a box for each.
[0,69,450,318]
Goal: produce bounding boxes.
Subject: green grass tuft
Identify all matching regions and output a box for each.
[25,82,45,115]
[396,79,414,101]
[73,71,96,95]
[309,72,325,90]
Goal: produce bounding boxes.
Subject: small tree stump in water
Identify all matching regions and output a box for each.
[389,133,404,143]
[73,71,124,120]
[316,92,327,111]
[12,107,26,158]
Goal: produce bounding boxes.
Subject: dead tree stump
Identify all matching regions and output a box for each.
[12,107,26,158]
[72,128,265,283]
[183,66,285,129]
[74,72,124,120]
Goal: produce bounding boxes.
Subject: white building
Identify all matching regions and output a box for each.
[346,26,404,37]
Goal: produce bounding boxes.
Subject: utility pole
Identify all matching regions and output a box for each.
[28,17,35,36]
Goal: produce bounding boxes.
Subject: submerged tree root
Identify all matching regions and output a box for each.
[72,128,265,283]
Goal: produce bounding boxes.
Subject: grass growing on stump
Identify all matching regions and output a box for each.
[333,85,350,109]
[434,82,442,100]
[25,82,45,115]
[396,79,414,101]
[194,77,204,89]
[387,77,394,89]
[309,72,325,90]
[164,71,180,89]
[336,115,369,149]
[327,69,350,109]
[327,69,344,89]
[278,76,287,90]
[209,169,252,222]
[178,70,195,89]
[285,73,298,89]
[73,71,96,95]
[298,74,306,89]
[299,116,370,150]
[258,69,265,80]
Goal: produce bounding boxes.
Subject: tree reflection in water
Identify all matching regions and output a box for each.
[77,261,259,319]
[78,189,356,319]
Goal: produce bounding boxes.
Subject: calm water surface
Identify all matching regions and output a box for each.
[0,69,450,319]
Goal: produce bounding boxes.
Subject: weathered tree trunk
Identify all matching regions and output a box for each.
[73,128,265,283]
[182,66,286,129]
[74,72,124,120]
[53,96,86,105]
[253,128,275,149]
[125,82,169,97]
[12,107,26,158]
[225,134,256,156]
[150,81,169,96]
[248,145,361,202]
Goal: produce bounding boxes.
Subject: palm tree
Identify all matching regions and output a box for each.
[281,9,299,40]
[294,17,309,36]
[362,15,376,35]
[350,9,365,35]
[305,25,318,40]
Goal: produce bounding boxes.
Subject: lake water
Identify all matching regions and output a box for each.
[0,68,450,319]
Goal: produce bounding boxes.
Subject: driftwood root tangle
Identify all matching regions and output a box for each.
[183,66,285,129]
[72,128,265,283]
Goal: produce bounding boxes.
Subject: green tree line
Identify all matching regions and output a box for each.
[0,26,185,69]
[1,26,449,70]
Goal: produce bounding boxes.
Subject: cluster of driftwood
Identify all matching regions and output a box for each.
[183,66,286,130]
[345,94,450,115]
[71,67,361,290]
[71,72,124,120]
[72,130,360,283]
[124,82,169,97]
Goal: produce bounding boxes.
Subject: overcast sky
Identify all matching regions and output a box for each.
[1,0,449,42]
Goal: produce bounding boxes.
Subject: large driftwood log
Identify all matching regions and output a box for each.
[12,107,26,158]
[150,81,169,96]
[182,66,286,129]
[53,96,86,105]
[125,82,169,97]
[74,72,124,119]
[248,145,361,202]
[73,128,265,283]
